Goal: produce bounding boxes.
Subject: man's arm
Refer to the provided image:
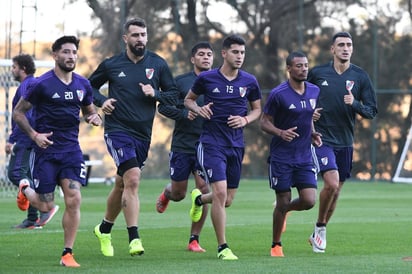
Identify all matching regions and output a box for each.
[352,77,378,119]
[184,90,213,120]
[246,99,262,124]
[12,98,36,140]
[157,91,183,121]
[81,104,102,126]
[88,62,109,108]
[260,112,280,136]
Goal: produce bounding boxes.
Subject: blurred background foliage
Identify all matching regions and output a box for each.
[4,0,412,181]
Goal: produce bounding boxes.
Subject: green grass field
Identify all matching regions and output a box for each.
[1,179,412,273]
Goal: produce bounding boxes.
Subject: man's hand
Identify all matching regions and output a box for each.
[140,83,155,97]
[102,98,117,115]
[313,108,322,122]
[33,132,54,149]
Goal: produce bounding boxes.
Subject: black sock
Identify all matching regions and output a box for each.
[189,234,199,243]
[62,247,72,256]
[218,243,228,253]
[271,242,282,248]
[100,219,114,234]
[195,195,202,206]
[127,226,139,243]
[316,222,326,227]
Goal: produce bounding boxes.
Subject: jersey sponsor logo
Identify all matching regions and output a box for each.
[118,71,126,77]
[170,167,174,176]
[239,87,247,97]
[321,157,328,166]
[52,92,60,99]
[321,80,328,86]
[146,68,154,80]
[346,80,354,92]
[212,87,220,93]
[76,89,85,102]
[309,99,317,109]
[288,104,296,109]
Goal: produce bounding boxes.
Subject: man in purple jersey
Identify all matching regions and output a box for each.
[184,34,262,260]
[260,51,322,257]
[156,42,214,253]
[13,36,102,268]
[307,32,377,253]
[7,54,59,229]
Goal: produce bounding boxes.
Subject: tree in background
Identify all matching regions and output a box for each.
[83,0,412,180]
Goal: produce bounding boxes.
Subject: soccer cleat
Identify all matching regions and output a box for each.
[187,240,206,252]
[94,224,114,256]
[308,225,326,253]
[16,179,30,211]
[36,205,60,227]
[190,189,203,222]
[156,191,170,213]
[60,253,80,267]
[270,245,285,257]
[217,248,238,260]
[13,218,42,229]
[308,236,325,253]
[313,225,327,249]
[129,238,144,256]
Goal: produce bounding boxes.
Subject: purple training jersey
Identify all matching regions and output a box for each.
[24,69,93,153]
[263,81,319,164]
[191,68,261,148]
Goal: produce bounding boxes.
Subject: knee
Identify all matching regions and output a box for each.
[66,192,81,208]
[171,191,186,201]
[305,200,316,210]
[324,182,340,195]
[303,196,316,210]
[123,178,139,191]
[225,195,235,207]
[213,189,227,205]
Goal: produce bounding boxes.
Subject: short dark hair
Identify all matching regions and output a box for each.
[52,36,80,52]
[222,34,246,49]
[12,54,36,75]
[124,17,146,34]
[332,32,352,44]
[191,41,213,57]
[286,51,307,66]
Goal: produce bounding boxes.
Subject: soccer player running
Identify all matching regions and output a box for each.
[260,51,322,257]
[184,34,262,260]
[307,32,377,253]
[7,54,59,229]
[89,17,177,257]
[156,42,214,252]
[13,36,102,267]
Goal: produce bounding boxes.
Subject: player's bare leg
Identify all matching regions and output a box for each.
[317,170,340,224]
[210,180,227,246]
[121,167,141,227]
[61,179,82,250]
[104,175,123,222]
